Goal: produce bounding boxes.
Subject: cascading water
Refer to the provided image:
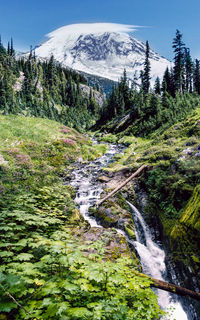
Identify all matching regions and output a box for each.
[70,143,123,227]
[127,202,189,320]
[69,142,195,319]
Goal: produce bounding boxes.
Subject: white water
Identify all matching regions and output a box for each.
[128,202,188,320]
[70,143,189,319]
[70,144,122,227]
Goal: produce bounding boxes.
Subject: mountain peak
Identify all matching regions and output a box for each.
[34,23,172,83]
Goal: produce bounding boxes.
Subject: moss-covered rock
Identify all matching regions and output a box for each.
[179,185,200,231]
[124,223,136,240]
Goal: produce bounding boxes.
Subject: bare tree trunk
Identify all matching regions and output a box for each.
[97,164,147,207]
[151,277,200,301]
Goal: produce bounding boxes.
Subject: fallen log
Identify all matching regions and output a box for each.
[151,277,200,302]
[96,164,147,207]
[135,272,200,301]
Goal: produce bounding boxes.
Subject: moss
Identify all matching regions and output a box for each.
[169,187,200,272]
[80,143,108,161]
[98,133,118,143]
[118,136,138,146]
[125,224,136,240]
[179,185,200,231]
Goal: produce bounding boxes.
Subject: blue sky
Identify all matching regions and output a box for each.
[0,0,199,60]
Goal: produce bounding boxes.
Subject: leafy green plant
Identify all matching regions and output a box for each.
[0,116,163,319]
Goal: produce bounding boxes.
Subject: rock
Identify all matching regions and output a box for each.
[81,227,133,259]
[80,84,106,108]
[98,175,110,182]
[182,147,192,155]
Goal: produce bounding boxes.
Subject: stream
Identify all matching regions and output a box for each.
[127,202,189,320]
[70,142,196,320]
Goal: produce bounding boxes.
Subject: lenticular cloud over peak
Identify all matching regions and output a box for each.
[47,23,139,39]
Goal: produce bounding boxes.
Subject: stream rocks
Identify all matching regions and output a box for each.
[68,142,139,265]
[90,199,136,240]
[81,227,133,260]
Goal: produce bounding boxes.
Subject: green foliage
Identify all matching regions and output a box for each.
[172,29,185,93]
[141,41,151,95]
[0,116,163,319]
[1,251,163,320]
[179,185,200,231]
[0,42,102,131]
[98,134,118,143]
[99,30,200,139]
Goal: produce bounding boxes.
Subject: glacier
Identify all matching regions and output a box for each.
[34,23,172,84]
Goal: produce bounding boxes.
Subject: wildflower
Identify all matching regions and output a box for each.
[61,126,71,134]
[61,138,76,146]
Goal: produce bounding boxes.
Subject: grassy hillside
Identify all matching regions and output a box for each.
[0,115,163,320]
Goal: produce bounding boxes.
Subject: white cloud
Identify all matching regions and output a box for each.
[47,23,140,39]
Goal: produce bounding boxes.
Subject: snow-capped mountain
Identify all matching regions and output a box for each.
[34,23,171,84]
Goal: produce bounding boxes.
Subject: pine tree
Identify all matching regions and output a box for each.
[10,38,15,57]
[172,30,185,93]
[154,77,161,95]
[162,67,175,96]
[119,69,130,109]
[193,59,200,94]
[7,41,10,55]
[141,41,151,94]
[184,48,193,92]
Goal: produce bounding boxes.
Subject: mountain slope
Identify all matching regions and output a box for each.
[34,23,172,84]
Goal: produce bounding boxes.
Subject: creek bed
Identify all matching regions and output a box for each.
[69,141,197,320]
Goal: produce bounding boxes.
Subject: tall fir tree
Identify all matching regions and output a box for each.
[154,77,161,95]
[162,67,174,96]
[193,59,200,94]
[184,48,193,92]
[172,29,185,93]
[141,41,151,94]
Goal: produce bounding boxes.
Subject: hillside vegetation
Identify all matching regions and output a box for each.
[0,115,164,320]
[0,41,103,132]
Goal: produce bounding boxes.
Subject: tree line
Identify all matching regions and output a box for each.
[1,30,200,135]
[0,39,100,131]
[101,30,200,136]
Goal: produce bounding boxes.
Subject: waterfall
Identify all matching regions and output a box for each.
[127,202,189,320]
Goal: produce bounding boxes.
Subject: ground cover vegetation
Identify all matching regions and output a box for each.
[0,116,164,319]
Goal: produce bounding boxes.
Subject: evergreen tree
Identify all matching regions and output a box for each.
[7,41,10,56]
[172,30,185,93]
[141,41,151,94]
[10,38,15,57]
[119,69,130,109]
[0,36,6,56]
[184,48,193,92]
[193,59,200,94]
[162,67,174,96]
[154,77,161,95]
